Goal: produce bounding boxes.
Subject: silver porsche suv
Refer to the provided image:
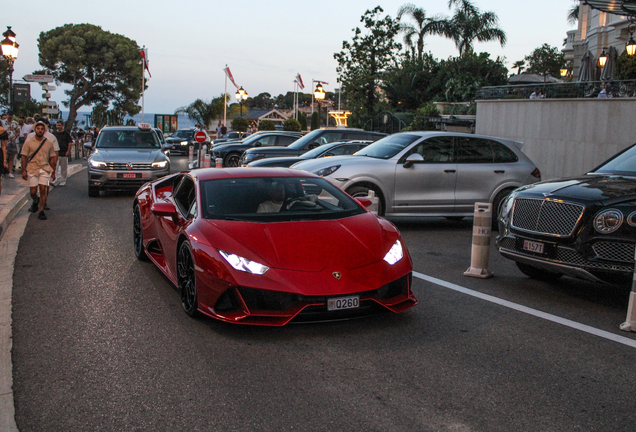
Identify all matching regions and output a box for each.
[291,132,541,222]
[86,124,171,197]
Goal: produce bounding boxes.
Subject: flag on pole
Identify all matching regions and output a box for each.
[140,48,151,77]
[313,80,329,85]
[224,66,239,89]
[296,74,305,90]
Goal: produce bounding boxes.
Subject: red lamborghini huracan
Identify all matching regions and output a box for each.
[133,168,417,326]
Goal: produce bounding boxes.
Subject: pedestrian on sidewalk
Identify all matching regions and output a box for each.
[5,111,20,179]
[52,120,72,186]
[20,121,57,220]
[0,125,6,196]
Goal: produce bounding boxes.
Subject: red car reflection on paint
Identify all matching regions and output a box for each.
[133,168,417,326]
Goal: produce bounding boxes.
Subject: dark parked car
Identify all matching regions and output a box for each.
[165,129,210,155]
[246,141,372,168]
[497,143,636,285]
[239,128,386,166]
[212,131,251,145]
[211,132,302,167]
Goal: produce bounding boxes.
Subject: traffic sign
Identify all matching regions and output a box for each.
[42,92,51,99]
[41,84,56,91]
[194,131,207,143]
[43,101,57,107]
[23,74,54,83]
[42,108,59,115]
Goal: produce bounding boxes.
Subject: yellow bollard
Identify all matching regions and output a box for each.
[464,203,494,279]
[619,247,636,332]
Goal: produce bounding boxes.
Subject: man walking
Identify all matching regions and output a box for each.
[52,120,72,186]
[20,121,57,220]
[5,111,20,178]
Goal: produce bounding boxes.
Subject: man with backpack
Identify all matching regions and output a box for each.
[20,121,57,220]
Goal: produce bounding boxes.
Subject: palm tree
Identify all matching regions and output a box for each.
[441,0,507,57]
[175,97,225,129]
[396,3,445,61]
[512,60,525,75]
[567,1,579,25]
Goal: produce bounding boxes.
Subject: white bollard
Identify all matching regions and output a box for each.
[215,157,223,168]
[188,145,193,165]
[619,246,636,332]
[464,203,494,279]
[366,190,379,215]
[202,145,210,168]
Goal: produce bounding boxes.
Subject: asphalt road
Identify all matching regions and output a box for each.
[11,156,636,431]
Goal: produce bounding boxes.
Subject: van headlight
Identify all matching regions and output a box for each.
[90,160,107,168]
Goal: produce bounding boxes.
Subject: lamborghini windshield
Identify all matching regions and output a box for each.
[201,176,366,221]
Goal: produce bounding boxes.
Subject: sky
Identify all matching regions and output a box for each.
[7,0,576,115]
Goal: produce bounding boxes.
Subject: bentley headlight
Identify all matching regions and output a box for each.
[90,160,107,168]
[152,161,168,169]
[315,165,340,177]
[594,209,623,234]
[219,250,269,275]
[383,240,404,265]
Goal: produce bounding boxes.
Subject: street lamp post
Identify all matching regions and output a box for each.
[314,83,325,128]
[1,26,19,111]
[235,86,247,118]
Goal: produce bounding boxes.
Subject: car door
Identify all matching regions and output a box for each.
[392,136,457,214]
[454,137,510,213]
[156,176,197,276]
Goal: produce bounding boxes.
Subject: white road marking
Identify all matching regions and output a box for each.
[413,271,636,349]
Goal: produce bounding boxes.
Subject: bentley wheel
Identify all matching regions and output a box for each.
[516,261,563,282]
[133,203,148,261]
[225,153,240,168]
[347,185,384,216]
[178,241,199,317]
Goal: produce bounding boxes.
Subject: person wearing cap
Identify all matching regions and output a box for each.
[20,121,57,220]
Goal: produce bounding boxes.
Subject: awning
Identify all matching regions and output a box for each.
[583,0,636,16]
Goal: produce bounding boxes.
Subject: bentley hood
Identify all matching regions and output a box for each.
[204,213,398,272]
[520,175,636,205]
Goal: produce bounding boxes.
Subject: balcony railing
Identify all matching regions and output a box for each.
[477,80,636,100]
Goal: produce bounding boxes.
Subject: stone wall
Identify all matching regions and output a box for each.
[475,98,636,181]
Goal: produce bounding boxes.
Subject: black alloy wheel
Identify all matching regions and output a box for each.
[133,203,148,261]
[224,153,241,167]
[178,241,199,317]
[346,185,384,216]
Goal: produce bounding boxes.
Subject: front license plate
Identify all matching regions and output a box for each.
[523,239,545,255]
[122,173,138,179]
[328,295,360,311]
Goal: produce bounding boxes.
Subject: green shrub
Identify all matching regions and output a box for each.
[231,117,249,132]
[310,112,319,130]
[617,50,636,80]
[283,118,301,132]
[258,120,276,131]
[417,102,441,118]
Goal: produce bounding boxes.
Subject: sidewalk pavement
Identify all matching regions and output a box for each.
[0,162,85,432]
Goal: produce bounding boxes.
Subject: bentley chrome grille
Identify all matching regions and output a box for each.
[511,198,584,237]
[106,162,153,170]
[592,241,636,263]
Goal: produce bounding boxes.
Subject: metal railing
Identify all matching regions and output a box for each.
[477,80,636,100]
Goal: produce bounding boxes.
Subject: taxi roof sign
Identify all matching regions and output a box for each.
[138,123,152,130]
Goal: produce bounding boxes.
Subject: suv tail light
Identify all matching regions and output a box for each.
[530,168,541,179]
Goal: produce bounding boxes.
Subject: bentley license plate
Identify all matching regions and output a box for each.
[328,295,359,311]
[523,239,545,254]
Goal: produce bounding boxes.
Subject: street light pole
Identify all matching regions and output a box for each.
[235,86,247,118]
[1,26,19,111]
[314,83,325,129]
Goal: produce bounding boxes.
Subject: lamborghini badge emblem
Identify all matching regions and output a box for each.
[332,272,341,280]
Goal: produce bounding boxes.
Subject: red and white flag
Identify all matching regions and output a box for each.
[295,73,305,90]
[224,66,239,89]
[313,79,329,85]
[140,48,151,77]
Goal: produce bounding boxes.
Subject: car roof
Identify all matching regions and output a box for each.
[189,167,319,182]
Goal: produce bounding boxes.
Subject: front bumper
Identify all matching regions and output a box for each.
[88,168,170,190]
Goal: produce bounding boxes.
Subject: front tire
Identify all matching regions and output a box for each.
[178,241,199,317]
[347,185,384,216]
[224,153,241,167]
[516,261,563,282]
[133,203,149,261]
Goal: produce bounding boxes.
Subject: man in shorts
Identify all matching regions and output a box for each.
[20,121,57,220]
